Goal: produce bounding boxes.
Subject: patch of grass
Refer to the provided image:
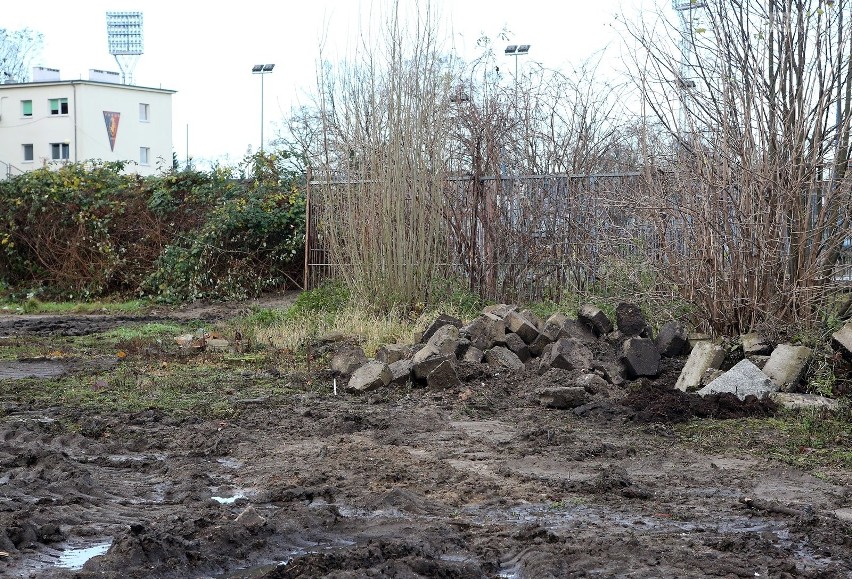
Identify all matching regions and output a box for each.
[0,359,300,418]
[675,404,852,478]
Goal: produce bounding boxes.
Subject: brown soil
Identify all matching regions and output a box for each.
[1,298,851,578]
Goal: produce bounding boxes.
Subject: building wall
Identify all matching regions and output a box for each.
[0,81,174,177]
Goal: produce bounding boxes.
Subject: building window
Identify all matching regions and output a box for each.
[140,147,150,165]
[23,144,33,162]
[51,143,70,160]
[139,103,150,122]
[49,98,69,115]
[22,100,32,117]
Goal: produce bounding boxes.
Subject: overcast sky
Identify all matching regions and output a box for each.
[3,0,668,168]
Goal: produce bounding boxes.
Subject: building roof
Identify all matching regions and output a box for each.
[0,80,176,94]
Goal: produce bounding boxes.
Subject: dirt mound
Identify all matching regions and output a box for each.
[623,381,778,423]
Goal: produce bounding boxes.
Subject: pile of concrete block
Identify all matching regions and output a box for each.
[335,302,684,394]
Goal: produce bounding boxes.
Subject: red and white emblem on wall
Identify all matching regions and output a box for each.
[103,111,121,151]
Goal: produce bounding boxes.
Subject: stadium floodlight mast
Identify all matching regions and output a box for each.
[504,44,530,87]
[252,64,275,152]
[106,12,144,85]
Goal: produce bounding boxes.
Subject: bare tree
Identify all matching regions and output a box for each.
[0,28,42,83]
[624,0,852,333]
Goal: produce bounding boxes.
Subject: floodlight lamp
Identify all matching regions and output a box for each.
[505,45,518,54]
[262,64,275,72]
[517,45,530,54]
[252,65,264,72]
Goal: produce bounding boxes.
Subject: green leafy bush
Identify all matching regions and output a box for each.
[0,151,306,302]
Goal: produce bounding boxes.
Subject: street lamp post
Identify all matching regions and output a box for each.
[504,44,530,89]
[251,63,275,152]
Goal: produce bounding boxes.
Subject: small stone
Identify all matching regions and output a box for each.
[235,506,266,529]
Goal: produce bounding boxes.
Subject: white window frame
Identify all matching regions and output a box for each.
[21,100,32,117]
[140,146,150,165]
[50,142,70,160]
[49,98,69,116]
[139,103,150,122]
[22,144,34,162]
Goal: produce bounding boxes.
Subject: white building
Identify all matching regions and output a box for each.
[0,67,175,178]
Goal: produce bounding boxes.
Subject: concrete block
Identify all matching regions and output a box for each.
[485,346,525,371]
[426,360,461,389]
[771,392,839,411]
[505,310,539,344]
[578,304,613,337]
[421,314,462,344]
[675,341,726,391]
[621,337,660,378]
[412,347,453,380]
[330,346,367,377]
[376,343,410,365]
[762,344,812,392]
[542,313,568,340]
[347,361,392,393]
[424,324,460,357]
[504,332,531,362]
[546,338,594,372]
[615,302,650,337]
[388,359,413,386]
[656,321,688,357]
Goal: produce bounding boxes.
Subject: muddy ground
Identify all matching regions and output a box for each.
[1,298,852,578]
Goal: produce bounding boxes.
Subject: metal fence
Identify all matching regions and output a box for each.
[305,172,657,302]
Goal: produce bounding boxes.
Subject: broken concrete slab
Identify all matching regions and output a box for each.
[518,308,544,331]
[741,333,772,356]
[621,337,660,378]
[539,386,589,409]
[770,392,839,411]
[762,344,812,392]
[347,361,392,393]
[575,373,610,395]
[675,341,726,392]
[832,320,852,361]
[578,304,613,337]
[697,359,777,400]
